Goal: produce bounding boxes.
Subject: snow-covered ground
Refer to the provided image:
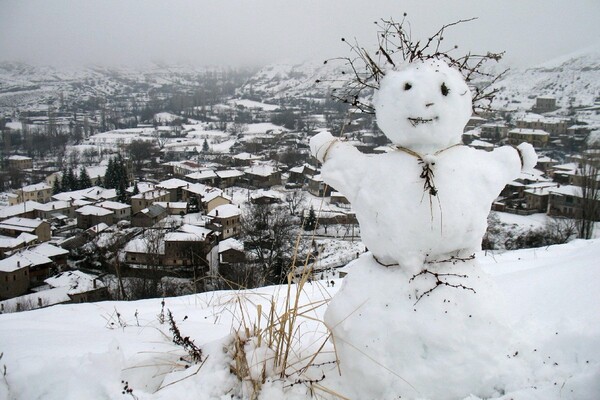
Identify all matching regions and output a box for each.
[0,238,598,400]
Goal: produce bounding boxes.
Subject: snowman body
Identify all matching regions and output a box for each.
[310,60,536,399]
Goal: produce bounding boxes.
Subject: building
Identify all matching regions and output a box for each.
[508,128,549,148]
[206,204,241,239]
[0,217,51,243]
[75,205,114,229]
[130,189,170,214]
[9,182,53,205]
[131,204,167,227]
[0,258,30,300]
[532,96,557,113]
[8,155,33,170]
[97,201,132,224]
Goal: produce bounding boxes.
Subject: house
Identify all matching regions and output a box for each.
[307,174,333,197]
[479,123,508,143]
[156,178,191,202]
[130,189,170,214]
[75,205,114,229]
[0,233,37,259]
[44,270,108,303]
[515,114,567,138]
[250,190,283,205]
[508,128,549,148]
[330,192,350,206]
[0,217,51,243]
[243,164,281,188]
[8,155,33,170]
[154,202,188,216]
[287,163,317,185]
[217,238,246,286]
[0,201,42,221]
[185,169,218,185]
[468,140,495,152]
[0,257,30,300]
[206,204,241,239]
[28,243,69,266]
[131,204,167,227]
[9,182,52,205]
[548,185,600,220]
[163,225,217,268]
[0,270,107,311]
[215,169,244,188]
[34,200,76,220]
[123,235,164,266]
[52,186,117,203]
[203,191,232,213]
[532,96,557,114]
[232,152,262,167]
[0,250,53,287]
[97,200,131,224]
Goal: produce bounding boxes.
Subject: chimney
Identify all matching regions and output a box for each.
[215,209,219,216]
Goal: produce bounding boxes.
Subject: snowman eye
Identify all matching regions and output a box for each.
[404,82,412,91]
[441,82,449,96]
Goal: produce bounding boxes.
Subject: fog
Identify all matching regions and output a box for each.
[1,0,598,68]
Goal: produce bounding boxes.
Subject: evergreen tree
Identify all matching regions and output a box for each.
[132,182,140,195]
[202,138,209,152]
[105,157,116,188]
[78,166,92,189]
[304,205,317,231]
[52,177,61,195]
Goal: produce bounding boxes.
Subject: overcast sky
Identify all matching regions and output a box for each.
[1,0,598,69]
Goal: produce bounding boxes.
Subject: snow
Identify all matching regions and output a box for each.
[0,239,597,399]
[207,204,240,218]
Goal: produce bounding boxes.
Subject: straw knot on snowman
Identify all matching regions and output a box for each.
[311,59,536,272]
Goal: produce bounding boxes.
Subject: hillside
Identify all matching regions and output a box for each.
[0,239,598,399]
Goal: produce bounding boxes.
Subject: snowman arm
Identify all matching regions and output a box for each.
[489,143,538,181]
[513,142,538,172]
[310,131,366,196]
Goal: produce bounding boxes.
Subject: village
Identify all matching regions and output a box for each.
[0,62,598,312]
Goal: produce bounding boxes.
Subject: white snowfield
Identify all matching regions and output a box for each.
[0,239,598,400]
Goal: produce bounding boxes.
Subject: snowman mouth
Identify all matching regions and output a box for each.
[408,117,438,127]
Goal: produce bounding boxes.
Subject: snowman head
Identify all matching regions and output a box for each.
[373,59,472,153]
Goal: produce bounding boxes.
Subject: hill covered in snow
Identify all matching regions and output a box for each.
[0,239,598,399]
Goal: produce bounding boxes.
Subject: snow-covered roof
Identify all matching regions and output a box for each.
[157,178,190,189]
[97,200,130,210]
[123,237,165,254]
[218,238,244,253]
[508,128,550,136]
[0,251,52,272]
[154,201,188,209]
[8,155,32,161]
[186,170,217,180]
[21,182,52,192]
[35,201,72,211]
[29,243,69,258]
[244,164,278,177]
[215,169,244,179]
[53,186,115,202]
[203,190,231,203]
[548,185,583,197]
[233,152,262,161]
[0,201,43,219]
[75,205,113,216]
[0,217,45,230]
[45,270,105,294]
[131,189,169,200]
[208,204,241,218]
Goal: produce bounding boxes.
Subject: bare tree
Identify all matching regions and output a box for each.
[577,150,600,239]
[240,203,307,285]
[285,189,306,216]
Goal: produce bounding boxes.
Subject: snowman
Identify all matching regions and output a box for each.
[310,60,536,399]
